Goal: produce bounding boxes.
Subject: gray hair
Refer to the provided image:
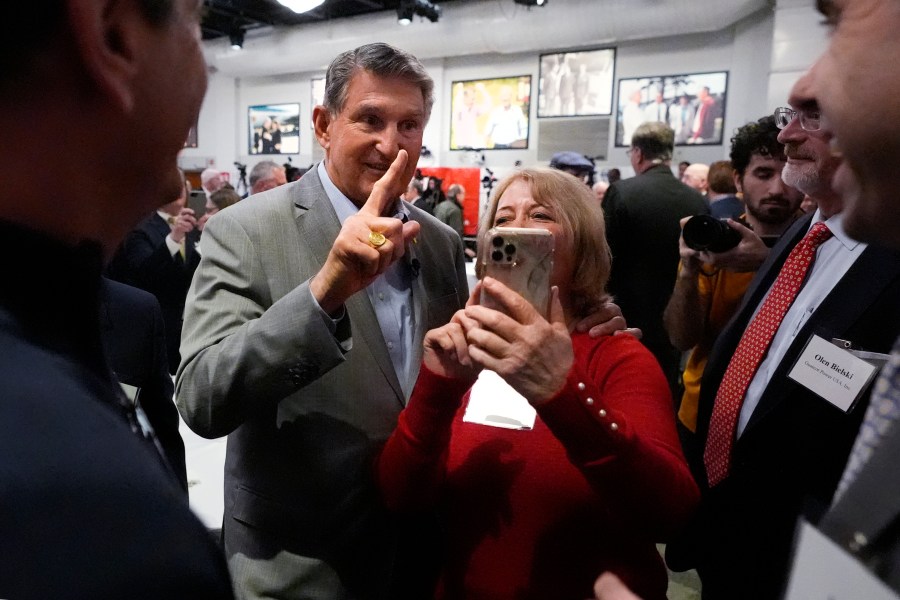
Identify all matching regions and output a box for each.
[323,43,434,122]
[249,160,284,188]
[631,122,675,163]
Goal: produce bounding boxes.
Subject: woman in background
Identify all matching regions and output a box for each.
[376,167,699,600]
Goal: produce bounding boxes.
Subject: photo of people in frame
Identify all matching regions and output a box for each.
[615,71,728,146]
[449,75,531,151]
[538,48,616,118]
[248,103,301,155]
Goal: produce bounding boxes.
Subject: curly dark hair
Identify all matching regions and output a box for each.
[729,115,784,177]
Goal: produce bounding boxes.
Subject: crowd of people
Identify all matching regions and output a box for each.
[3,2,900,600]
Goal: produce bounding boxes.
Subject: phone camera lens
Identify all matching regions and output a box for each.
[491,250,504,262]
[492,236,504,247]
[504,243,516,255]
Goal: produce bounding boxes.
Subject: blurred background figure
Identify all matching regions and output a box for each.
[593,180,610,204]
[403,177,432,214]
[106,173,200,374]
[681,163,709,196]
[606,168,622,184]
[550,151,596,186]
[200,167,226,198]
[434,183,464,237]
[707,160,743,220]
[199,187,242,231]
[249,160,287,195]
[677,160,691,179]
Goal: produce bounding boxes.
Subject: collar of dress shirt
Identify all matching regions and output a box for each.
[810,208,864,252]
[317,161,408,224]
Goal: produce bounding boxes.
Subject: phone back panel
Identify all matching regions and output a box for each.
[480,227,554,317]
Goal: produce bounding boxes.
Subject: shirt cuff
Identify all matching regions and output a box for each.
[308,285,352,353]
[164,233,182,257]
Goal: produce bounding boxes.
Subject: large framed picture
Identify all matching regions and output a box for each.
[248,103,300,155]
[538,48,616,118]
[614,71,729,147]
[449,75,531,150]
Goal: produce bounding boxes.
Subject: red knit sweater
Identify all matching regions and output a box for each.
[376,332,699,600]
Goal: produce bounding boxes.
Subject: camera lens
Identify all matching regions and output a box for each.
[504,243,516,255]
[491,250,504,262]
[492,236,504,247]
[682,214,742,253]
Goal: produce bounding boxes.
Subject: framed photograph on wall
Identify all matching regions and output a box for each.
[310,77,325,128]
[538,48,616,118]
[614,71,729,147]
[449,75,531,150]
[248,103,301,155]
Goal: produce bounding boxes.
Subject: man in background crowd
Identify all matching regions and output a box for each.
[403,177,432,214]
[603,121,708,398]
[201,166,227,198]
[249,159,287,195]
[0,0,234,596]
[681,162,709,196]
[107,174,201,374]
[664,116,803,460]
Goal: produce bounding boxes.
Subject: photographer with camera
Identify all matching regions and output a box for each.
[663,115,803,454]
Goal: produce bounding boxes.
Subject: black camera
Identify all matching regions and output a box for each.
[682,214,742,253]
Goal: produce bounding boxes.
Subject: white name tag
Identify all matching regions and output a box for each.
[784,520,899,600]
[788,335,879,412]
[463,370,537,430]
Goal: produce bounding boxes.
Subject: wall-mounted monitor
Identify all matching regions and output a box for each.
[615,71,729,147]
[248,103,300,155]
[538,48,616,118]
[449,75,531,151]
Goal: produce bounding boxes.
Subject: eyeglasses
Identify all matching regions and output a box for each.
[774,106,822,132]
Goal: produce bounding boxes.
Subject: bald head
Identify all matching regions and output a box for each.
[681,163,709,194]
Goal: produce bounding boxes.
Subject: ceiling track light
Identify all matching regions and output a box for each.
[229,27,245,50]
[513,0,547,6]
[276,0,326,13]
[397,0,442,25]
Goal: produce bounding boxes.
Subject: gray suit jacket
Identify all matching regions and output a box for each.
[819,345,900,593]
[176,167,468,599]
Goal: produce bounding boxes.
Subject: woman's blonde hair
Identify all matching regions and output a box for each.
[476,167,612,319]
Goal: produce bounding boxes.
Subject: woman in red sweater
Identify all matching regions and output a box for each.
[376,167,699,600]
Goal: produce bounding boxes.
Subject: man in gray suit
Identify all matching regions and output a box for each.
[177,43,468,599]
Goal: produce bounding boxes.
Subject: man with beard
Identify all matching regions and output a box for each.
[664,116,803,458]
[664,101,900,598]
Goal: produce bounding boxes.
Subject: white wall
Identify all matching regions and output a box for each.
[185,4,823,183]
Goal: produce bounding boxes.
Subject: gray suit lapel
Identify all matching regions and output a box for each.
[293,168,405,403]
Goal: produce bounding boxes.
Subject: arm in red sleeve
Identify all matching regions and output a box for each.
[375,362,472,512]
[538,334,700,540]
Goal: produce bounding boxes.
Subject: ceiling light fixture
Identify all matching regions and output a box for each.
[513,0,547,6]
[277,0,326,14]
[229,28,245,50]
[397,0,442,25]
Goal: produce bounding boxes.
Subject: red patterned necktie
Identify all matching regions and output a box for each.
[704,221,833,487]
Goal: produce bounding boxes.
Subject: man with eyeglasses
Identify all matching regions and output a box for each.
[662,97,900,598]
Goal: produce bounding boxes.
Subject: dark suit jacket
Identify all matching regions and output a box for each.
[0,220,232,599]
[99,278,188,492]
[603,164,709,393]
[178,168,469,599]
[106,212,201,373]
[667,213,900,599]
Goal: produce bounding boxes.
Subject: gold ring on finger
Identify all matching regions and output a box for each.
[368,231,387,248]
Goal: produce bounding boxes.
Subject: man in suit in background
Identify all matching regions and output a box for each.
[0,0,233,597]
[177,43,468,600]
[603,121,708,398]
[403,177,432,215]
[100,278,188,492]
[248,159,287,195]
[666,95,900,597]
[107,176,201,373]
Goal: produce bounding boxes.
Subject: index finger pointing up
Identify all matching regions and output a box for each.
[359,149,409,218]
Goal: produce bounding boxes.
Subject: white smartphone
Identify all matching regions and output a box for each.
[479,227,554,318]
